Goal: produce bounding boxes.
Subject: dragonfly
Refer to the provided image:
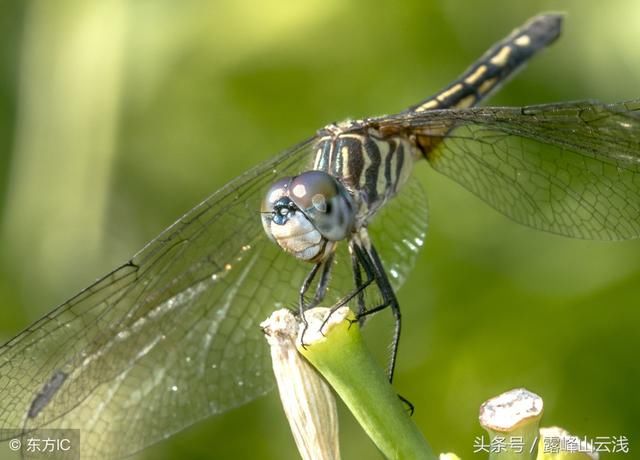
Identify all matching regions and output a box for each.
[2,12,640,459]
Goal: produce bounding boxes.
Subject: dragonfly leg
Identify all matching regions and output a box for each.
[316,243,376,336]
[299,251,335,313]
[298,253,338,347]
[298,262,323,348]
[350,241,403,384]
[311,251,334,307]
[299,263,322,312]
[350,248,367,321]
[323,251,375,316]
[346,240,413,413]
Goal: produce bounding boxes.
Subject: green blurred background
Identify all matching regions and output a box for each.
[1,1,639,458]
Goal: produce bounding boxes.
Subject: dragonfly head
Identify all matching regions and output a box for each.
[261,170,355,262]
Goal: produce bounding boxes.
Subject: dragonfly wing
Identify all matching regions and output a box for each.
[0,137,323,458]
[382,100,640,240]
[367,175,429,291]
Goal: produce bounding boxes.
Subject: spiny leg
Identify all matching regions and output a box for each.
[348,241,402,382]
[318,244,376,334]
[312,251,334,307]
[299,252,338,347]
[366,244,402,384]
[350,247,367,321]
[326,242,383,329]
[299,252,335,313]
[301,249,376,346]
[348,240,414,414]
[299,262,323,313]
[320,240,400,375]
[298,262,323,348]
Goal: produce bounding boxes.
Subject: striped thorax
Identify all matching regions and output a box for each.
[312,121,420,224]
[261,121,420,263]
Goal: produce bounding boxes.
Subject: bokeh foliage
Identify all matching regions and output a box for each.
[0,1,639,459]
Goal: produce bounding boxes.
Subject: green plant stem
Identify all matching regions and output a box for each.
[297,307,435,460]
[479,388,544,460]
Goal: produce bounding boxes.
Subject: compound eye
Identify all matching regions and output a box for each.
[289,171,355,240]
[289,171,336,212]
[261,176,292,213]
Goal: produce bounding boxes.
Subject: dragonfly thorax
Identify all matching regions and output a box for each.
[261,170,355,262]
[313,124,419,225]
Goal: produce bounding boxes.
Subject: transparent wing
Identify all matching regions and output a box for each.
[0,137,330,459]
[377,99,640,240]
[309,173,428,321]
[368,175,429,288]
[0,120,431,459]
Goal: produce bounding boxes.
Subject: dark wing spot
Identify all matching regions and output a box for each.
[28,370,68,419]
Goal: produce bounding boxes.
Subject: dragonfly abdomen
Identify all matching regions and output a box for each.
[409,14,563,113]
